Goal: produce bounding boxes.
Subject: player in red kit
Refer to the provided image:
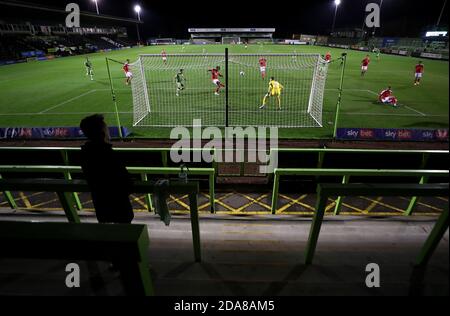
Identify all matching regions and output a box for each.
[162,50,167,65]
[123,59,132,85]
[325,52,331,63]
[378,86,398,107]
[378,86,392,102]
[361,55,370,76]
[414,61,424,86]
[208,66,225,95]
[259,57,267,79]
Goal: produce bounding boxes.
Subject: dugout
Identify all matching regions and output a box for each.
[188,28,275,44]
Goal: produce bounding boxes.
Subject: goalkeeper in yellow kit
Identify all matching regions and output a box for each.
[260,77,284,110]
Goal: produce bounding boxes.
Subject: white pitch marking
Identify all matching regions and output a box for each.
[403,105,427,117]
[359,89,428,117]
[39,90,98,114]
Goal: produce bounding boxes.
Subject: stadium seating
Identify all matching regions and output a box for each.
[0,220,154,296]
[0,33,135,61]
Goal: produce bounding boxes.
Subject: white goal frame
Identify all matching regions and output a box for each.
[131,53,328,128]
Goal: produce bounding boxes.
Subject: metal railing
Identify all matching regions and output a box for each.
[271,168,449,214]
[0,178,202,263]
[0,165,216,214]
[305,183,449,265]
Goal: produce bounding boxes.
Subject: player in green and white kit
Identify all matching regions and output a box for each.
[85,57,94,80]
[175,69,185,96]
[373,48,381,61]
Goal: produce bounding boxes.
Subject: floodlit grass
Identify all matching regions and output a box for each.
[0,44,448,139]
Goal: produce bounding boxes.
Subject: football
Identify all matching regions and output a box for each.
[239,71,245,76]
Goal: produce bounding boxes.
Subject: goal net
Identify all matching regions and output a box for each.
[222,37,241,44]
[131,53,328,128]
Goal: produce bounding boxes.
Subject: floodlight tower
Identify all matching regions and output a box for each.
[331,0,341,35]
[437,0,447,27]
[92,0,99,15]
[134,5,142,44]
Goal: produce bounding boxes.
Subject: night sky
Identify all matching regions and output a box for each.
[2,0,448,38]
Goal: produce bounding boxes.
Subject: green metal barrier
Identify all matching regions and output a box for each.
[0,178,202,262]
[305,183,449,265]
[271,168,449,214]
[0,221,154,296]
[0,147,217,212]
[1,147,448,215]
[0,147,217,171]
[0,173,17,209]
[270,149,448,215]
[60,149,83,211]
[416,205,449,267]
[0,165,216,213]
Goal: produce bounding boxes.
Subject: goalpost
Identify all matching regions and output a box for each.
[222,36,241,44]
[131,52,328,128]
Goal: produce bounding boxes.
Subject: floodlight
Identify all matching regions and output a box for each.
[92,0,99,15]
[134,5,142,13]
[335,0,341,6]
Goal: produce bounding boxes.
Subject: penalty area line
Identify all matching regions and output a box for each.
[39,90,98,114]
[403,105,427,117]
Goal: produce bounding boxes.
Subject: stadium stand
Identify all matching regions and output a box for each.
[188,28,275,44]
[0,1,448,297]
[0,220,154,295]
[0,31,136,61]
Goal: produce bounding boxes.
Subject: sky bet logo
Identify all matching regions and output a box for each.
[346,129,359,138]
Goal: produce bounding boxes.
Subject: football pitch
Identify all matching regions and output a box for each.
[0,44,448,139]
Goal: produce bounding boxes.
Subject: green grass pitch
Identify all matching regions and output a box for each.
[0,44,448,139]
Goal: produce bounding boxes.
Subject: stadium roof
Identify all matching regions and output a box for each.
[188,28,275,33]
[0,0,142,24]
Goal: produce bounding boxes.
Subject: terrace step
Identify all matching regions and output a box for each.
[217,176,269,185]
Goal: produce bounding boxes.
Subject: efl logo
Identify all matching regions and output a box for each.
[365,3,381,28]
[436,129,449,141]
[65,3,80,28]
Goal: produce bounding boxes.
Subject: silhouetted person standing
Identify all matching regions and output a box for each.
[80,114,134,224]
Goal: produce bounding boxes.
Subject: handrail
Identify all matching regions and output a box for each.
[0,146,447,155]
[271,148,449,154]
[271,168,449,214]
[0,178,202,262]
[0,165,216,213]
[304,183,449,265]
